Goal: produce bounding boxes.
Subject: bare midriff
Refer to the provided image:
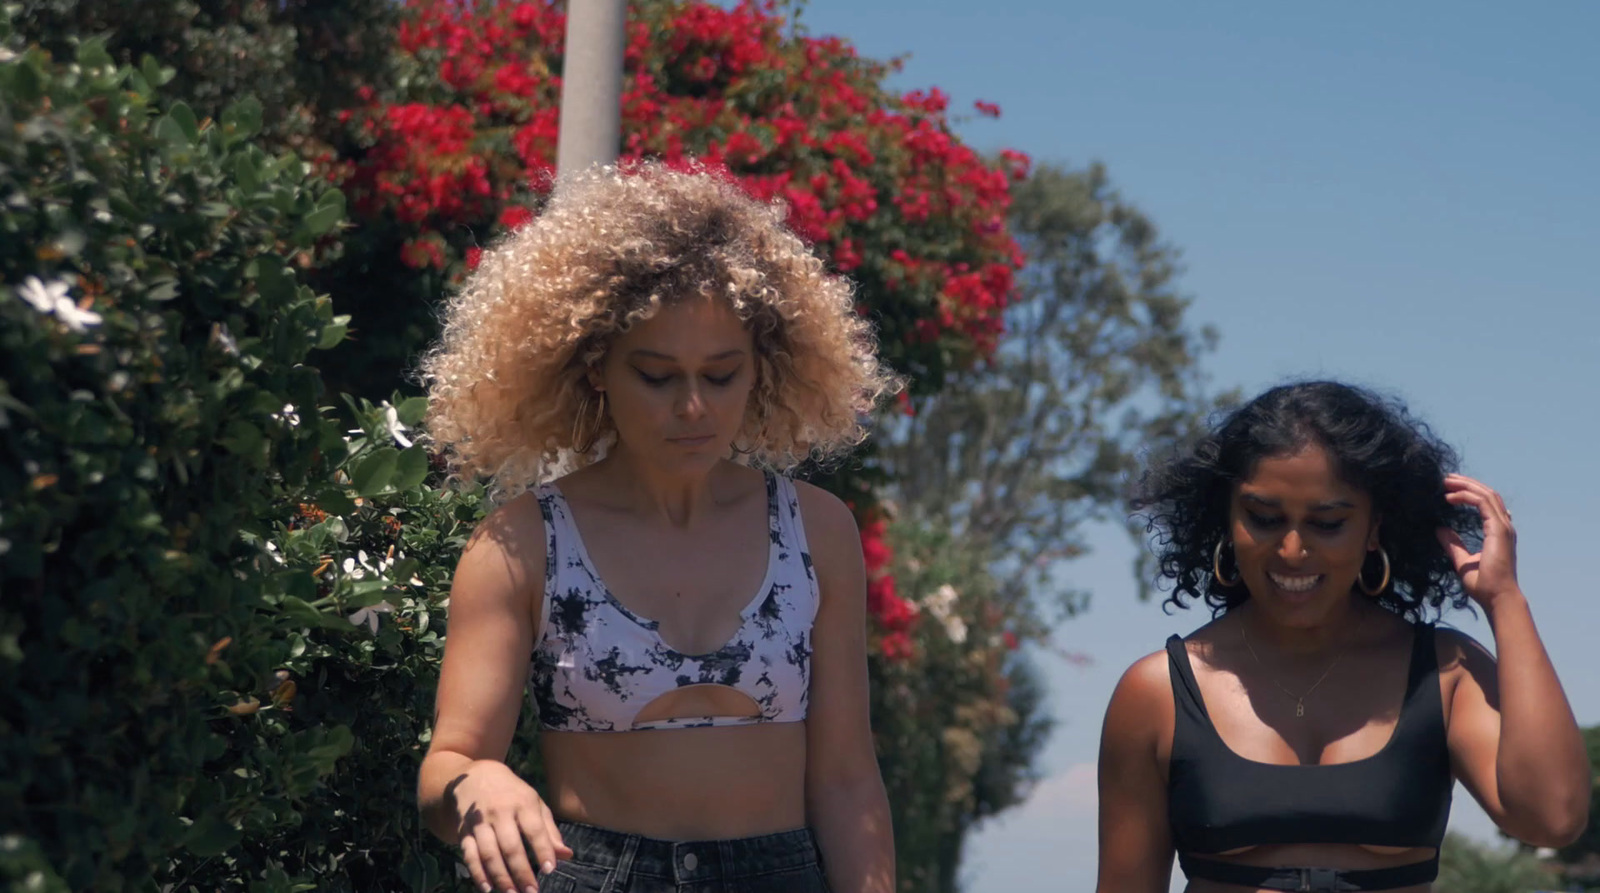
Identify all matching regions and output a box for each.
[541,722,808,841]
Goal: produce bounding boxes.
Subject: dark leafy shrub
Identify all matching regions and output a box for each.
[0,20,355,890]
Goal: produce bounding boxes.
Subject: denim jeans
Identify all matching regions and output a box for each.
[543,820,831,893]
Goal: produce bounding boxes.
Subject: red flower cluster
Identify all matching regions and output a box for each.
[860,517,917,662]
[335,0,1028,369]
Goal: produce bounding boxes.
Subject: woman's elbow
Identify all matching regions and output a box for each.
[1508,797,1589,849]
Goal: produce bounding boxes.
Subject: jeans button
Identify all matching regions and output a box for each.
[682,852,698,871]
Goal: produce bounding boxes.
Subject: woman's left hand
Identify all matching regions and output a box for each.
[1437,474,1522,609]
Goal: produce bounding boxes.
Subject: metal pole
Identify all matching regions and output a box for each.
[555,0,627,182]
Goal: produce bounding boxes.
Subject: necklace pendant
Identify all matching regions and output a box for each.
[1295,701,1305,718]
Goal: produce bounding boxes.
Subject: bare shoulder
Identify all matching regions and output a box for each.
[792,478,861,555]
[453,490,547,610]
[1434,623,1499,704]
[1102,647,1177,767]
[1111,648,1177,717]
[1434,625,1494,666]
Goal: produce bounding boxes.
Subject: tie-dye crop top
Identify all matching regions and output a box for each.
[528,473,818,732]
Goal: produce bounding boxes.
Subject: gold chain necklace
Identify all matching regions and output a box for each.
[1239,612,1363,718]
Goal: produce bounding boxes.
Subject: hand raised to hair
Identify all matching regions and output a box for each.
[1436,474,1521,609]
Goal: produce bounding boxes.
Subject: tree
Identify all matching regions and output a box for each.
[1554,723,1600,888]
[877,160,1226,619]
[867,521,1051,893]
[1437,831,1559,893]
[12,0,399,149]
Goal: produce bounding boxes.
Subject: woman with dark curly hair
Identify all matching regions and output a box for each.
[415,164,898,893]
[1097,381,1589,893]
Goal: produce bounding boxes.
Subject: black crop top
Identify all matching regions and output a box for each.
[1165,622,1452,856]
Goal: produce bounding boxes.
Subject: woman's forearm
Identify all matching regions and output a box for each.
[1487,591,1590,843]
[809,775,896,893]
[417,749,477,844]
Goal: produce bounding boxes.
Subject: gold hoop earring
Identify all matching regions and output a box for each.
[1358,546,1391,596]
[572,390,606,454]
[1212,539,1241,587]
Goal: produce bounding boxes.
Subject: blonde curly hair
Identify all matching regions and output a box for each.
[420,162,899,496]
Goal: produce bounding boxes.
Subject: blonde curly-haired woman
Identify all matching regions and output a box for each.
[417,163,898,893]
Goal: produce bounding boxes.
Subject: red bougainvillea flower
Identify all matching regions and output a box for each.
[336,0,1027,368]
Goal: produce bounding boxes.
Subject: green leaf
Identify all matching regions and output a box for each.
[300,202,343,238]
[168,101,200,142]
[391,446,431,491]
[145,277,180,301]
[231,152,261,195]
[346,579,393,607]
[313,488,356,517]
[306,725,355,768]
[140,54,175,87]
[401,849,444,893]
[221,96,263,141]
[316,320,348,350]
[184,816,241,857]
[155,114,188,146]
[255,256,294,306]
[350,448,399,496]
[74,39,114,72]
[220,421,265,457]
[12,58,42,101]
[279,596,329,629]
[396,396,429,427]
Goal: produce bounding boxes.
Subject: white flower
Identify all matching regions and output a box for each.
[273,404,300,427]
[56,300,102,332]
[923,583,959,620]
[15,276,101,331]
[341,556,366,581]
[211,322,240,357]
[0,48,18,64]
[381,401,413,448]
[943,616,968,645]
[107,371,130,392]
[17,276,64,313]
[347,600,394,634]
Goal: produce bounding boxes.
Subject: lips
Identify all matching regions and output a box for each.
[667,434,716,446]
[1267,572,1322,593]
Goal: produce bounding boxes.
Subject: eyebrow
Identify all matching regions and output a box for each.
[627,349,747,362]
[1241,493,1356,512]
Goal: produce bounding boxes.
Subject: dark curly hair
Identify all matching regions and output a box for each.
[1130,380,1480,621]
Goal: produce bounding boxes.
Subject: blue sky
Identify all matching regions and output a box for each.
[790,2,1600,890]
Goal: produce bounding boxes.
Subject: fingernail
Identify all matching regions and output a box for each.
[542,861,556,874]
[526,887,539,893]
[478,884,491,893]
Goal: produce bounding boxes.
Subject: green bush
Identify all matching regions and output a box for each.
[11,0,398,150]
[0,20,356,890]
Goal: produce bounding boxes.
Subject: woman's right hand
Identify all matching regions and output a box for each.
[452,759,574,893]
